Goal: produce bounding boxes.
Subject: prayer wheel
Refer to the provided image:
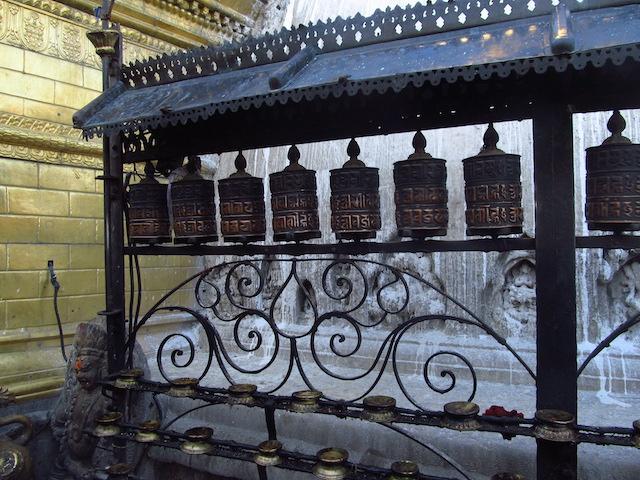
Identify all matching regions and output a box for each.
[270,145,321,241]
[219,152,266,243]
[330,139,381,241]
[170,156,218,244]
[585,110,640,232]
[463,123,523,237]
[394,131,448,238]
[127,162,171,245]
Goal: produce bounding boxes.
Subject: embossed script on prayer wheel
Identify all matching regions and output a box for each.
[270,145,321,242]
[330,139,381,241]
[463,123,523,237]
[586,110,640,232]
[127,162,171,245]
[170,156,218,244]
[394,131,448,238]
[219,152,266,243]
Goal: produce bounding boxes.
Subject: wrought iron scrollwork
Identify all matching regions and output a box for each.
[126,257,534,409]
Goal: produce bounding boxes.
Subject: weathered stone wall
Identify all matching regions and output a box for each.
[0,0,264,402]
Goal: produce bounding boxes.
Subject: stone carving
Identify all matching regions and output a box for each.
[49,322,109,479]
[371,252,446,325]
[598,249,640,333]
[49,321,154,480]
[483,252,536,339]
[0,0,174,69]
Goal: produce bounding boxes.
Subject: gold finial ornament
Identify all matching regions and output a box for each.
[86,29,120,57]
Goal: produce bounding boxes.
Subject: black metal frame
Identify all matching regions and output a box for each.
[88,2,640,479]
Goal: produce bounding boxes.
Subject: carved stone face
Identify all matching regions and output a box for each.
[74,354,102,391]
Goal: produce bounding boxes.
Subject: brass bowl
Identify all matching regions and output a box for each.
[312,447,349,480]
[443,401,480,431]
[94,411,122,437]
[167,377,199,397]
[362,395,397,423]
[290,390,323,413]
[180,427,213,455]
[389,460,419,479]
[533,409,577,442]
[105,463,133,479]
[114,368,144,389]
[135,419,161,443]
[492,474,526,480]
[227,384,257,406]
[254,439,283,466]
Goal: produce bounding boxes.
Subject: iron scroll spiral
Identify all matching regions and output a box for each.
[126,257,534,406]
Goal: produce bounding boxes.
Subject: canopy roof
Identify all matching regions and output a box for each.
[74,0,640,141]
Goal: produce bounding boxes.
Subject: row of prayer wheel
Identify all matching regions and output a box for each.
[127,111,639,244]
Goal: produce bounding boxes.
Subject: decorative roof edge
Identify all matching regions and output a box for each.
[120,0,637,89]
[80,43,640,140]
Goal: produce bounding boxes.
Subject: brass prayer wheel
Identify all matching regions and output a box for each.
[135,420,161,443]
[362,395,397,423]
[254,439,283,466]
[533,409,577,442]
[463,123,523,237]
[94,412,122,437]
[127,162,171,245]
[219,151,266,242]
[180,427,213,455]
[312,447,350,480]
[443,401,480,431]
[394,131,448,238]
[270,145,321,242]
[330,139,381,241]
[585,110,640,232]
[170,156,218,244]
[388,460,419,479]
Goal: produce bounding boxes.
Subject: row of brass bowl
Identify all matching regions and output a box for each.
[97,411,640,479]
[111,372,640,446]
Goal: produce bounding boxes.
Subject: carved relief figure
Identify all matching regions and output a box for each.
[598,249,640,333]
[483,252,536,339]
[49,323,110,480]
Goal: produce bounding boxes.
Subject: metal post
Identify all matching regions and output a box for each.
[533,102,578,480]
[99,0,126,375]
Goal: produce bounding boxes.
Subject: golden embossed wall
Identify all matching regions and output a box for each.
[0,0,268,401]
